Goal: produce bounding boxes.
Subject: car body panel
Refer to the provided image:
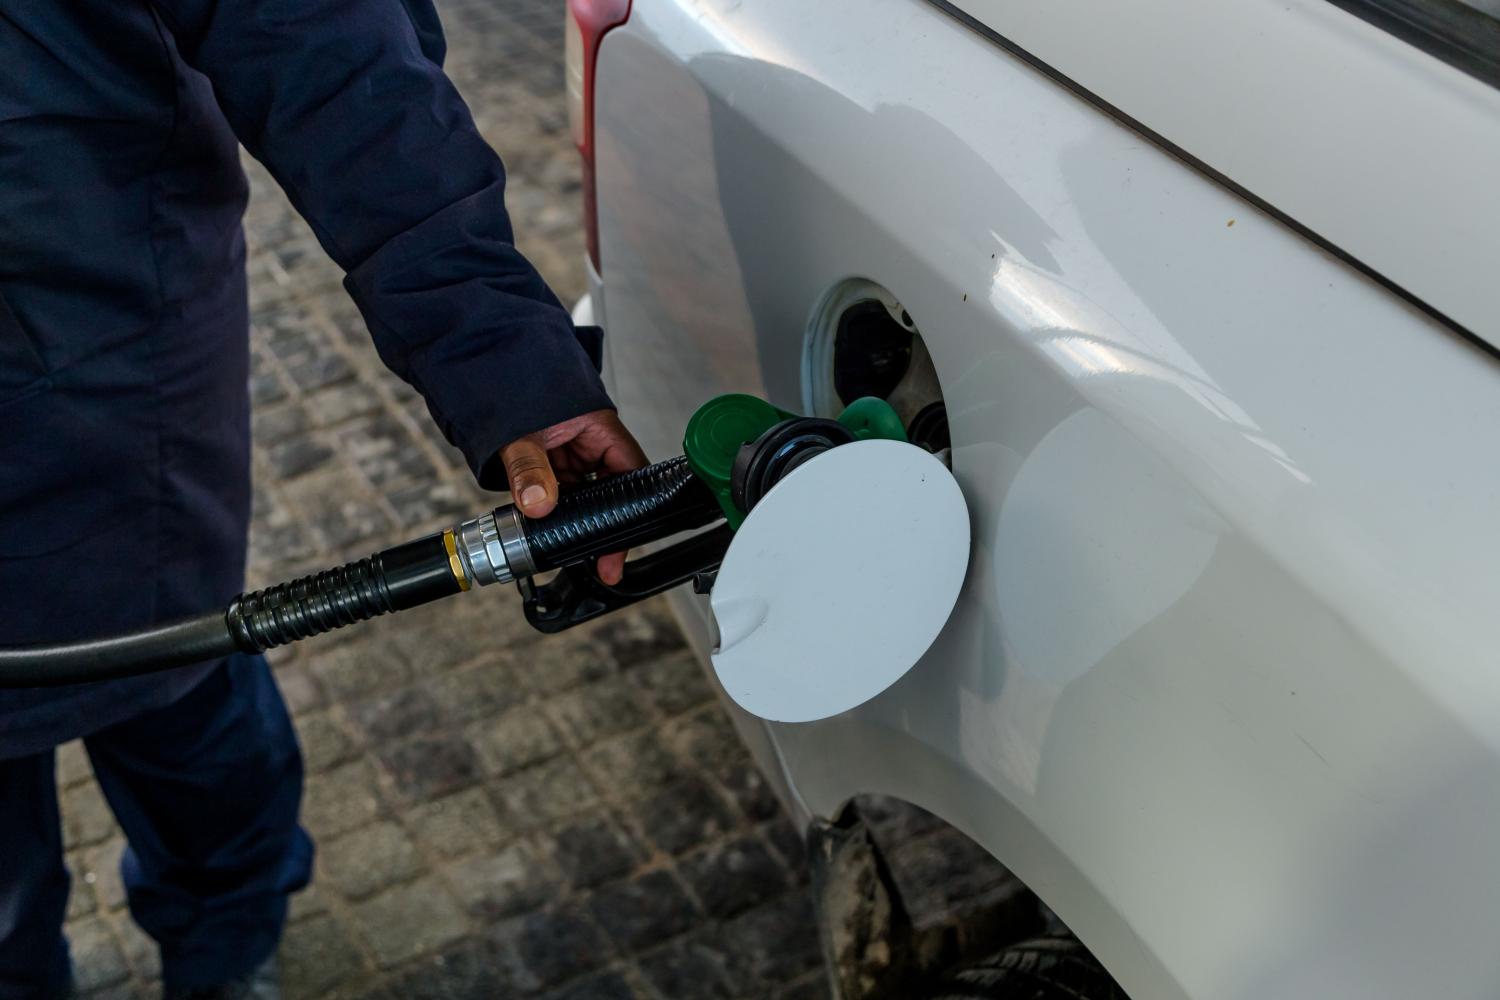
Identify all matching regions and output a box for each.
[943,0,1500,346]
[590,1,1500,996]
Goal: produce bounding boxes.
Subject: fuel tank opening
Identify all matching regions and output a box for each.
[804,279,947,455]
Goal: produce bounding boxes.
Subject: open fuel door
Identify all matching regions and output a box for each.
[710,439,970,723]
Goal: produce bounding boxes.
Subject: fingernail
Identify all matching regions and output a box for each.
[521,485,547,507]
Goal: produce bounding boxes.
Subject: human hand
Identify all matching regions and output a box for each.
[498,409,649,584]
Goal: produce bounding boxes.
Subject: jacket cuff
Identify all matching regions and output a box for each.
[411,320,614,492]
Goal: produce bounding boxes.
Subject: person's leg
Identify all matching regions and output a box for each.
[0,750,71,999]
[83,654,313,989]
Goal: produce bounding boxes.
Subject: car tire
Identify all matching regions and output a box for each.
[926,936,1127,999]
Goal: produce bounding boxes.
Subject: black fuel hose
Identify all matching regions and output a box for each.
[0,531,464,688]
[0,613,239,688]
[0,456,724,687]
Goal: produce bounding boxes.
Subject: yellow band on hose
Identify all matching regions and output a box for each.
[442,528,471,591]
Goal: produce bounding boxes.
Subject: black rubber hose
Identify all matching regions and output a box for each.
[0,462,719,688]
[0,533,461,688]
[0,612,237,688]
[525,455,722,572]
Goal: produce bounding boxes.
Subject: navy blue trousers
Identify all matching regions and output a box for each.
[0,655,312,997]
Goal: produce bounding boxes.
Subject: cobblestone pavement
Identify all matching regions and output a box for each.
[55,1,1026,996]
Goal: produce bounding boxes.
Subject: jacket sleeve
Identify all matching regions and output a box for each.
[148,0,614,489]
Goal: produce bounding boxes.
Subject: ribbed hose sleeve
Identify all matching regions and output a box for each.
[227,555,394,652]
[228,533,460,652]
[524,456,722,572]
[0,612,238,688]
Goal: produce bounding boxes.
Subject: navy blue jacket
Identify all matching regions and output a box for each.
[0,1,612,756]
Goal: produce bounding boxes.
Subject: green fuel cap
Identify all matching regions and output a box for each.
[684,394,785,527]
[684,393,909,528]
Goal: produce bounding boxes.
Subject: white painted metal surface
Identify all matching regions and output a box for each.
[710,440,970,723]
[588,0,1500,996]
[948,0,1500,343]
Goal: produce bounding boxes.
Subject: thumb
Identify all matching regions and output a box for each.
[499,435,559,518]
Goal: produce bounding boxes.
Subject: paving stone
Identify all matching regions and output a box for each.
[404,786,509,859]
[248,521,313,581]
[265,435,337,479]
[274,661,326,716]
[297,710,357,773]
[489,901,610,989]
[62,781,116,849]
[114,915,161,980]
[79,838,127,913]
[348,687,442,744]
[525,634,614,695]
[587,602,686,668]
[283,473,393,552]
[302,760,384,838]
[664,707,743,776]
[538,968,643,1000]
[351,877,468,969]
[717,893,824,988]
[632,776,737,855]
[65,875,98,921]
[427,662,528,724]
[340,413,438,489]
[380,939,516,1000]
[587,871,699,952]
[680,835,789,919]
[305,382,384,428]
[288,882,332,923]
[386,480,482,529]
[321,822,423,900]
[251,403,311,444]
[720,760,782,823]
[545,674,651,746]
[638,935,736,1000]
[72,984,141,1000]
[250,370,289,407]
[288,352,356,392]
[281,913,370,995]
[309,638,412,701]
[389,610,499,675]
[468,708,563,776]
[550,815,643,889]
[443,841,554,920]
[626,650,714,718]
[57,739,93,788]
[379,736,482,804]
[583,730,685,797]
[259,316,317,360]
[67,917,129,992]
[493,756,599,828]
[775,974,834,1000]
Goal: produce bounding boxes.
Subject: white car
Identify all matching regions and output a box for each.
[564,1,1500,997]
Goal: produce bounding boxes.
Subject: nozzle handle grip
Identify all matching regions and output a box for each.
[523,456,723,573]
[522,525,733,633]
